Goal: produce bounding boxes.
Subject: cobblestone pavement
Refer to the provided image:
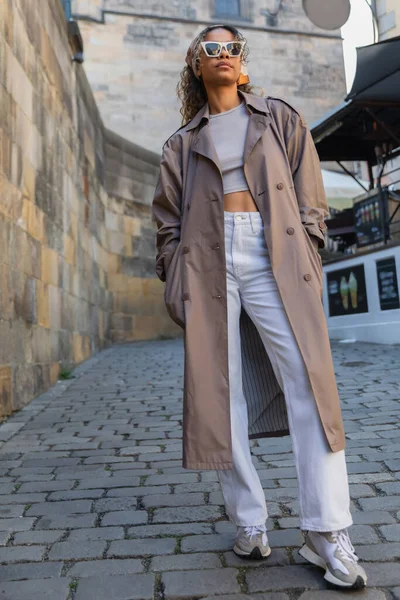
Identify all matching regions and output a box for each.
[0,339,400,600]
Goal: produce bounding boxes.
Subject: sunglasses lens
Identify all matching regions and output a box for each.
[204,42,221,56]
[226,42,242,56]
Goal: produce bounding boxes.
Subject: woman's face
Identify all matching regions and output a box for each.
[197,28,242,86]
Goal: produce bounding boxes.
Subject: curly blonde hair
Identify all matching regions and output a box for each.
[176,24,261,125]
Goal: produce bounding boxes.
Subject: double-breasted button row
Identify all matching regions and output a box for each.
[182,246,190,254]
[304,274,312,281]
[277,182,284,190]
[286,227,294,235]
[182,293,190,301]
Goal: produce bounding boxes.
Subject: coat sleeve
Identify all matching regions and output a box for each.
[284,108,329,250]
[152,135,183,282]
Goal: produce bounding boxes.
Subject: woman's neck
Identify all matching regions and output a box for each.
[207,87,242,116]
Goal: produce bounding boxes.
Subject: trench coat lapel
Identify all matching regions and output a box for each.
[192,124,222,175]
[243,112,272,165]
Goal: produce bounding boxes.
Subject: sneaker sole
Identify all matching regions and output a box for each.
[233,544,271,560]
[299,543,367,589]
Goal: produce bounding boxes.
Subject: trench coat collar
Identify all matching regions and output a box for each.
[185,89,272,171]
[184,89,270,132]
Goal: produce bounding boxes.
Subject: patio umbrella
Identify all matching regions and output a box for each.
[345,35,400,103]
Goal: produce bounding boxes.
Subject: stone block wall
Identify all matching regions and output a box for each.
[0,0,177,417]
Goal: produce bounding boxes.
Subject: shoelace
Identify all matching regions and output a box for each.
[332,529,359,563]
[243,525,268,546]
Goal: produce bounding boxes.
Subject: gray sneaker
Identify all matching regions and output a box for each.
[233,524,271,560]
[299,529,367,589]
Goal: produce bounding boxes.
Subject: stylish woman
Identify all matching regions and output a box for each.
[152,24,367,589]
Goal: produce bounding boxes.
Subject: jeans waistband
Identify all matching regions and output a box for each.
[224,211,264,232]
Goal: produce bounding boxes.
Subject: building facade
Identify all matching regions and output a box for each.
[72,0,347,153]
[374,0,400,39]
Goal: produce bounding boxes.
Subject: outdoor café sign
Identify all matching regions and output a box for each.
[353,191,386,248]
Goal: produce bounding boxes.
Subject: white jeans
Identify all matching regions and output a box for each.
[217,211,353,532]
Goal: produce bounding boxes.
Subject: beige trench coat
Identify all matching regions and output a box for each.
[152,89,345,470]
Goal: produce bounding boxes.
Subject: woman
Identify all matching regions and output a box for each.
[152,24,367,589]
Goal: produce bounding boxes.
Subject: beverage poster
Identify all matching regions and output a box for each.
[376,257,400,311]
[353,194,385,247]
[327,264,368,317]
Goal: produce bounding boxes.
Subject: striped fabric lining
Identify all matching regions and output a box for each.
[240,308,289,438]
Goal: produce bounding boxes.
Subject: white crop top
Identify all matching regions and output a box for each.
[208,99,250,194]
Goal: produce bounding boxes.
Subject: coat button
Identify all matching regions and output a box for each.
[182,246,190,254]
[304,273,312,281]
[213,294,222,299]
[211,196,218,202]
[211,243,220,250]
[318,221,325,230]
[286,227,294,235]
[277,182,284,190]
[182,293,190,301]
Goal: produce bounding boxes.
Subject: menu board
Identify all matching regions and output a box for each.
[353,192,385,248]
[327,264,368,317]
[376,257,400,311]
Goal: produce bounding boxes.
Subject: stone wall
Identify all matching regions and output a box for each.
[0,0,176,417]
[72,0,347,153]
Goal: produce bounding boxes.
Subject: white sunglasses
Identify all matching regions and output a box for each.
[200,40,245,58]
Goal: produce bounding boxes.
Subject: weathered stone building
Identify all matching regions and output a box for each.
[72,0,347,153]
[0,0,176,416]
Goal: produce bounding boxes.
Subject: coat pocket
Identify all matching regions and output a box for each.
[301,225,323,296]
[164,243,185,329]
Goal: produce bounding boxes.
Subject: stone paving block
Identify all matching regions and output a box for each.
[359,496,400,511]
[74,574,155,600]
[0,505,26,518]
[47,540,106,560]
[13,530,64,545]
[150,552,222,571]
[0,531,11,546]
[350,525,380,544]
[93,497,138,512]
[392,587,400,600]
[203,595,289,600]
[48,489,104,500]
[380,524,400,541]
[35,514,97,529]
[376,481,400,495]
[181,534,234,553]
[246,565,325,592]
[0,545,46,562]
[162,568,240,599]
[357,543,400,561]
[352,510,396,525]
[0,561,63,581]
[145,473,198,486]
[67,526,125,542]
[106,485,171,497]
[101,510,147,526]
[142,493,205,508]
[298,590,386,599]
[268,528,304,547]
[0,493,47,504]
[0,517,36,531]
[0,578,70,599]
[366,562,400,586]
[68,558,145,577]
[153,506,221,524]
[108,538,176,557]
[128,522,213,538]
[26,499,92,516]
